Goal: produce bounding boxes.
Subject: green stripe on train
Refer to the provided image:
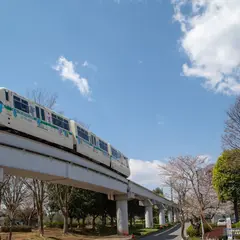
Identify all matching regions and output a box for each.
[3,104,72,135]
[76,136,110,157]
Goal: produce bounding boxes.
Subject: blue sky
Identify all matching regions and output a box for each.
[1,0,239,190]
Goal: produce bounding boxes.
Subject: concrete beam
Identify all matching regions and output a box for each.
[128,181,175,206]
[139,199,153,207]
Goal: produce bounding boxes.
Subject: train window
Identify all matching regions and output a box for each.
[13,96,29,113]
[21,100,29,113]
[64,120,69,131]
[99,139,108,152]
[41,109,45,121]
[90,135,96,146]
[52,114,59,126]
[35,106,40,119]
[111,147,118,158]
[13,96,21,110]
[5,91,9,101]
[123,156,129,167]
[77,126,89,141]
[52,114,69,131]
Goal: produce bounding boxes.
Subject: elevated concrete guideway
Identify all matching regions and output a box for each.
[0,131,177,234]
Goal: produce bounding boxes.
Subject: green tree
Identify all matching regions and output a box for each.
[213,150,240,222]
[128,199,144,227]
[153,187,164,197]
[105,199,116,227]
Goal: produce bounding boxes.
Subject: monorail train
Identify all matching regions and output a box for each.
[0,88,130,177]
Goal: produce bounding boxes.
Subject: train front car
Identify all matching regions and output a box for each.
[0,87,73,150]
[70,120,111,167]
[0,88,12,127]
[108,144,131,178]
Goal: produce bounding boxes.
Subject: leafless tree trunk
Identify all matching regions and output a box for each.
[160,155,219,239]
[24,179,46,236]
[222,96,240,150]
[48,184,75,234]
[25,88,58,236]
[2,175,28,240]
[160,165,190,240]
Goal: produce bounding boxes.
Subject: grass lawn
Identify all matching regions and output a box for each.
[0,228,129,240]
[134,228,159,236]
[129,222,177,237]
[0,224,178,240]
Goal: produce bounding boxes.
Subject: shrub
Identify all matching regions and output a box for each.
[199,223,212,234]
[208,222,217,228]
[44,221,64,228]
[71,223,78,228]
[218,236,228,240]
[132,231,141,236]
[1,225,32,232]
[187,223,213,237]
[233,221,240,228]
[187,225,199,237]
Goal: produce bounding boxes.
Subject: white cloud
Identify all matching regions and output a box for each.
[82,61,89,67]
[82,60,98,72]
[53,56,91,97]
[128,159,166,191]
[172,0,240,95]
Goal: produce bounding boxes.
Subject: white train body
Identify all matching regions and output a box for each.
[70,121,111,167]
[0,88,130,177]
[108,144,130,177]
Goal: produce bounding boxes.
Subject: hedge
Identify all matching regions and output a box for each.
[187,223,212,237]
[233,221,240,228]
[186,225,199,237]
[1,226,32,232]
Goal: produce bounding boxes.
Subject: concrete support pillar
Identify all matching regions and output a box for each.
[168,209,173,223]
[174,209,177,222]
[116,196,128,235]
[145,205,153,228]
[159,208,165,225]
[0,168,3,182]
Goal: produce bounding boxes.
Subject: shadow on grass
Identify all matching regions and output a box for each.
[47,237,62,240]
[71,226,117,236]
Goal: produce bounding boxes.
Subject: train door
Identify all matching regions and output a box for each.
[35,105,46,122]
[4,89,10,105]
[0,89,12,127]
[90,135,97,147]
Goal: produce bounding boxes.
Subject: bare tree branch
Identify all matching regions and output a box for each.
[222,96,240,150]
[2,175,28,240]
[24,88,58,236]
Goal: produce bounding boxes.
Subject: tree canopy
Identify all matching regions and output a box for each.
[153,187,164,197]
[213,150,240,221]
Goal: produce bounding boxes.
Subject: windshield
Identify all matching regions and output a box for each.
[218,219,225,222]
